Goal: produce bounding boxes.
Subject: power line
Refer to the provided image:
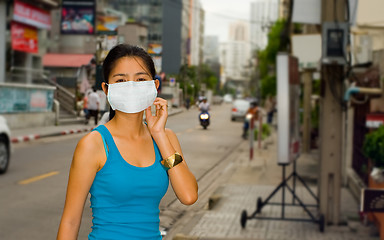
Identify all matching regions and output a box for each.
[167,0,278,25]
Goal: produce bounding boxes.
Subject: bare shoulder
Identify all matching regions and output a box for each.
[72,130,105,169]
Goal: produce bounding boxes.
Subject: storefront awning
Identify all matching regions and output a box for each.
[43,53,94,68]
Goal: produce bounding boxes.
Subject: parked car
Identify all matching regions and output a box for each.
[212,95,223,105]
[231,99,250,121]
[0,116,11,174]
[223,94,233,103]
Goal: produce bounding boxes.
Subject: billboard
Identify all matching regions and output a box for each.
[148,44,162,55]
[61,0,95,35]
[13,0,51,29]
[277,53,300,165]
[11,22,38,53]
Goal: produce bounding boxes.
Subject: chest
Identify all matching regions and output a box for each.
[114,136,157,168]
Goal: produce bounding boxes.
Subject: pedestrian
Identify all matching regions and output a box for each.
[242,100,259,139]
[57,44,198,240]
[265,96,276,125]
[82,90,89,120]
[86,87,100,125]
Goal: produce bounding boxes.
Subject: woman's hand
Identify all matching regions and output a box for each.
[145,97,168,135]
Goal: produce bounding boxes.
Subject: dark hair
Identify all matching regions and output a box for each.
[102,44,156,120]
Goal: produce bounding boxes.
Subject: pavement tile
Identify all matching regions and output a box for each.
[174,130,380,240]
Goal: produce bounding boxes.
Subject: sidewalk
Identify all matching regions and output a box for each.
[172,130,380,240]
[10,108,183,143]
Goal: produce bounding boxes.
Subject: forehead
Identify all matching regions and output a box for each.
[111,57,149,74]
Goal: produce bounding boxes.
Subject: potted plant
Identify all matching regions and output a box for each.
[363,125,384,182]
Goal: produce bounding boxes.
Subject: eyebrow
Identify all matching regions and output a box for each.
[111,72,150,78]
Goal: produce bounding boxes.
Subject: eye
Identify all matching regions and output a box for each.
[137,78,148,81]
[116,79,125,83]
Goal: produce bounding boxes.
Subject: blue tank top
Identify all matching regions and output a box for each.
[88,125,169,240]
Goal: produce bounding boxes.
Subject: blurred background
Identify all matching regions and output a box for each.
[1,0,384,239]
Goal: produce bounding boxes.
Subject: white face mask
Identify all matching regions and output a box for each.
[107,80,157,113]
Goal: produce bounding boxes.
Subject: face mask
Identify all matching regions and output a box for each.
[107,80,157,113]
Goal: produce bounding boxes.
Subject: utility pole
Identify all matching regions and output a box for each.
[302,70,313,153]
[319,0,346,225]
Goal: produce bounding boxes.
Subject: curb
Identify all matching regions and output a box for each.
[11,108,184,144]
[11,127,95,143]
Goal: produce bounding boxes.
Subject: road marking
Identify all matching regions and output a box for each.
[18,171,59,185]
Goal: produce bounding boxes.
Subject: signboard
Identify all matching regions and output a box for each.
[11,22,38,53]
[361,188,384,212]
[13,0,51,29]
[148,44,162,55]
[277,53,301,165]
[98,35,118,62]
[292,0,321,24]
[0,84,54,113]
[97,15,119,34]
[366,114,384,128]
[61,0,95,35]
[292,34,321,70]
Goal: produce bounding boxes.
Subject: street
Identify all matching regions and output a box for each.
[0,103,244,240]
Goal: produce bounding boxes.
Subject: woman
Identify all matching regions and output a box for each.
[57,44,198,239]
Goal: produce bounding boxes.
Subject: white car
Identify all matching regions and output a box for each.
[231,99,250,121]
[0,116,11,174]
[223,94,233,103]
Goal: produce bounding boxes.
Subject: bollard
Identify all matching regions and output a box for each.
[249,116,254,161]
[258,115,263,149]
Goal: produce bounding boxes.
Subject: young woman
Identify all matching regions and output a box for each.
[57,44,198,240]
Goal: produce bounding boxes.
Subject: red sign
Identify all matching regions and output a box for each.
[13,0,51,29]
[11,22,38,53]
[366,114,384,128]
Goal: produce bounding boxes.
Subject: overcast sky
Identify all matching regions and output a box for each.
[201,0,254,42]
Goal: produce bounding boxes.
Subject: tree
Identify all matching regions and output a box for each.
[257,19,286,99]
[178,64,219,98]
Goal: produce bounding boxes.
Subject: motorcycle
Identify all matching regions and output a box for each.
[199,111,210,129]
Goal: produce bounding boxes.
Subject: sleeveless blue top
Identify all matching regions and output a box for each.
[88,125,169,240]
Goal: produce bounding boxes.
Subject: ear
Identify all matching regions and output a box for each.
[101,82,108,95]
[154,79,160,89]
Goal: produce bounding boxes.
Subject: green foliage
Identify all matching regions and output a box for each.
[261,76,276,99]
[257,19,286,100]
[363,126,384,168]
[254,123,271,140]
[177,64,219,97]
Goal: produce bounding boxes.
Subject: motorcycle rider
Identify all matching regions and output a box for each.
[198,97,210,126]
[242,100,259,139]
[198,97,210,112]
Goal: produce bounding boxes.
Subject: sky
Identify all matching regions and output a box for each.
[201,0,254,42]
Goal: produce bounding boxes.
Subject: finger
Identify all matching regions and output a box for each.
[155,103,160,117]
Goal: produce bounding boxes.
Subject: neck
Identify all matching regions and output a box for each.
[109,111,146,138]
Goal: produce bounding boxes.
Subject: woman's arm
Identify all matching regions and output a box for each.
[57,132,104,239]
[145,98,198,205]
[152,128,198,205]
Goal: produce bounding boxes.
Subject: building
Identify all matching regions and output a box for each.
[0,0,60,129]
[189,0,204,66]
[203,36,219,63]
[250,0,279,50]
[220,21,251,94]
[108,0,200,75]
